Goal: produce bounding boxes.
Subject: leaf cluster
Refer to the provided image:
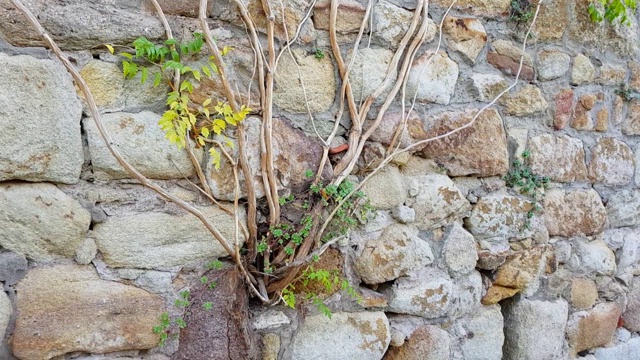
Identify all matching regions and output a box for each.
[588,0,637,25]
[503,151,549,230]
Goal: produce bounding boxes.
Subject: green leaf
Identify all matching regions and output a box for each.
[153,72,162,87]
[202,65,212,78]
[120,52,133,60]
[140,67,148,84]
[193,69,201,81]
[165,38,177,46]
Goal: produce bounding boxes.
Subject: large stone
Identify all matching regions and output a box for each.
[93,206,245,269]
[502,85,548,116]
[407,174,471,230]
[553,88,575,130]
[606,190,640,228]
[616,228,640,284]
[348,48,396,102]
[536,49,570,81]
[573,239,617,276]
[588,137,635,186]
[355,224,434,285]
[622,100,640,135]
[471,73,508,102]
[373,1,435,47]
[570,278,598,310]
[0,291,10,342]
[502,298,569,360]
[291,312,390,360]
[442,222,478,278]
[84,111,199,180]
[12,265,164,360]
[406,51,458,105]
[571,54,596,85]
[0,53,83,184]
[384,325,450,360]
[593,337,640,360]
[489,246,551,298]
[487,39,535,81]
[432,0,510,16]
[362,165,407,210]
[527,135,588,182]
[313,0,367,33]
[443,15,487,63]
[0,1,164,50]
[567,302,622,356]
[460,305,504,360]
[543,189,607,237]
[0,252,28,285]
[532,0,569,40]
[597,63,627,86]
[623,279,640,332]
[273,48,336,113]
[0,182,91,261]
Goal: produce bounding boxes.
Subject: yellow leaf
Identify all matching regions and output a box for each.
[203,98,212,107]
[201,127,210,137]
[105,44,115,54]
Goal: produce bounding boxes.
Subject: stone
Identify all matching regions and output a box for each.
[571,54,596,85]
[74,237,97,265]
[471,73,508,102]
[570,278,598,310]
[543,189,607,237]
[406,51,458,105]
[502,298,569,360]
[432,0,510,16]
[0,1,164,50]
[373,1,435,47]
[593,337,640,360]
[616,229,640,284]
[597,63,627,85]
[491,41,534,66]
[362,165,407,210]
[313,0,367,33]
[487,39,534,81]
[527,135,588,182]
[273,48,336,113]
[93,206,245,269]
[630,61,640,92]
[347,48,396,102]
[489,246,550,298]
[0,53,83,184]
[503,85,548,116]
[588,137,635,186]
[567,302,622,356]
[553,89,574,130]
[442,223,478,278]
[536,49,570,81]
[465,193,544,241]
[419,108,509,177]
[252,311,290,330]
[460,305,504,360]
[574,239,616,276]
[262,333,281,360]
[443,16,487,63]
[481,286,519,305]
[391,205,416,224]
[477,248,508,270]
[571,99,595,131]
[355,224,434,285]
[84,111,199,180]
[622,100,640,135]
[133,271,173,295]
[595,108,609,132]
[291,312,390,360]
[607,190,640,228]
[79,60,124,111]
[0,291,11,342]
[622,279,640,332]
[384,325,450,360]
[0,252,28,285]
[532,0,569,40]
[0,182,91,262]
[12,265,164,360]
[407,174,471,230]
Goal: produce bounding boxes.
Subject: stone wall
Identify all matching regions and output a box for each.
[1,0,640,359]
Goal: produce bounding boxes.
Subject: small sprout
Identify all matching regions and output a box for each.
[200,276,208,284]
[175,318,187,329]
[203,301,213,310]
[313,49,325,60]
[305,169,314,178]
[206,259,224,269]
[208,281,217,290]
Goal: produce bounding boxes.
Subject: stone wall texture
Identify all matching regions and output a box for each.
[1,0,640,359]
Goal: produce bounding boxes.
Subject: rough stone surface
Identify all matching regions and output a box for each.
[567,302,622,356]
[622,100,640,135]
[291,312,390,360]
[487,246,550,301]
[630,61,640,92]
[471,73,508,102]
[12,265,164,360]
[93,206,245,269]
[570,278,598,310]
[622,279,640,332]
[615,228,640,282]
[597,63,627,85]
[593,338,640,360]
[443,15,487,63]
[0,252,28,285]
[554,88,575,130]
[503,85,548,116]
[252,311,290,330]
[84,111,198,180]
[502,298,569,360]
[574,239,617,276]
[0,291,10,342]
[466,193,544,241]
[0,53,83,184]
[528,135,588,182]
[355,224,434,284]
[407,174,471,230]
[487,39,534,81]
[406,51,458,105]
[373,1,434,47]
[442,222,478,278]
[588,137,635,186]
[543,189,607,237]
[533,0,569,40]
[571,54,596,85]
[313,0,367,33]
[0,182,91,262]
[595,108,609,132]
[274,49,336,113]
[537,50,570,81]
[432,0,510,16]
[384,325,450,360]
[348,48,396,102]
[606,190,640,228]
[460,305,504,360]
[262,333,280,360]
[362,165,407,210]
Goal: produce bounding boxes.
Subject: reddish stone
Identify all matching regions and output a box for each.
[487,52,535,81]
[554,89,574,130]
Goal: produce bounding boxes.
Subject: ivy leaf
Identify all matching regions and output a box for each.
[192,69,201,81]
[209,148,221,170]
[153,72,162,87]
[140,67,148,84]
[202,65,212,78]
[105,44,114,54]
[165,38,177,46]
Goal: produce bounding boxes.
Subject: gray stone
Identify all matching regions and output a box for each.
[544,189,607,237]
[573,239,616,276]
[491,39,534,66]
[607,190,640,228]
[502,298,569,360]
[373,1,435,47]
[355,224,433,285]
[460,305,504,360]
[407,174,471,230]
[537,50,571,81]
[0,252,27,285]
[503,85,548,116]
[0,182,91,262]
[362,165,407,210]
[252,310,290,330]
[614,228,640,284]
[622,279,640,332]
[588,137,635,186]
[84,111,199,180]
[597,63,627,85]
[291,312,390,360]
[74,237,97,265]
[347,47,396,102]
[93,206,245,269]
[471,73,508,102]
[406,51,458,105]
[528,134,588,183]
[0,53,83,184]
[442,222,478,278]
[0,291,11,341]
[391,205,416,224]
[0,0,164,50]
[571,54,596,85]
[133,270,173,295]
[594,338,640,360]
